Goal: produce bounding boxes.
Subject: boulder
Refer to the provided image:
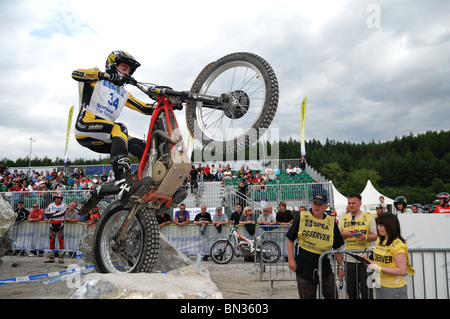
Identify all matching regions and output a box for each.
[71,264,223,299]
[0,196,16,237]
[79,233,193,272]
[0,196,16,264]
[75,224,220,299]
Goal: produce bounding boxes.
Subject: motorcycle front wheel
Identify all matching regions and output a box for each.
[186,52,279,153]
[210,239,235,264]
[93,202,160,273]
[257,240,281,263]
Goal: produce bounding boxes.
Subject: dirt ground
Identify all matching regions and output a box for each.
[0,254,298,299]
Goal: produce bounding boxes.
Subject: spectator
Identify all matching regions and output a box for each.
[236,167,246,179]
[379,196,388,213]
[212,206,228,233]
[189,165,199,194]
[300,156,306,171]
[101,171,108,183]
[359,213,415,299]
[196,164,203,182]
[276,201,293,226]
[216,164,224,181]
[236,181,249,208]
[194,205,212,235]
[393,196,412,214]
[293,164,301,174]
[239,206,256,236]
[157,210,172,227]
[44,194,68,263]
[222,167,232,183]
[15,201,30,222]
[174,203,190,226]
[107,170,115,182]
[434,192,450,214]
[257,207,276,230]
[411,204,420,214]
[374,206,383,221]
[286,164,295,176]
[229,203,243,226]
[286,193,345,299]
[339,193,377,299]
[65,201,81,222]
[210,164,218,181]
[203,164,211,182]
[273,164,280,175]
[86,206,100,226]
[27,203,45,222]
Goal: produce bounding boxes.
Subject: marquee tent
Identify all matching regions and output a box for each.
[330,181,348,215]
[360,180,394,213]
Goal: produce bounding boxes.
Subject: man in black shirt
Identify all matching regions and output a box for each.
[286,193,344,299]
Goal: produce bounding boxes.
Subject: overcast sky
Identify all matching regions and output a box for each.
[0,0,449,162]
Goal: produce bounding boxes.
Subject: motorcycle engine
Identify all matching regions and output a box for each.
[237,241,252,254]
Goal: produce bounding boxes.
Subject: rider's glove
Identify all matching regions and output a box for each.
[99,71,125,85]
[108,72,124,84]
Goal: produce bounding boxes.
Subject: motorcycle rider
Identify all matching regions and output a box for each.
[434,192,450,213]
[44,193,68,263]
[393,196,412,214]
[72,50,154,207]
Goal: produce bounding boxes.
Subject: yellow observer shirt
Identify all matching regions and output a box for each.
[297,211,335,254]
[373,237,415,288]
[340,213,372,250]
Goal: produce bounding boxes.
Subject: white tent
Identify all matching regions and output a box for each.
[330,181,348,215]
[360,180,394,213]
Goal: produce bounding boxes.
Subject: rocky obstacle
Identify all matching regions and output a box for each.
[75,232,223,299]
[71,263,223,299]
[0,196,16,265]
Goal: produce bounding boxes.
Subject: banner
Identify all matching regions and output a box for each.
[300,96,307,157]
[64,105,75,166]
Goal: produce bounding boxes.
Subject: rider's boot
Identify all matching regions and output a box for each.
[109,155,154,208]
[79,155,153,215]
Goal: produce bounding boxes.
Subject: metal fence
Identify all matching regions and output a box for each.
[257,241,450,299]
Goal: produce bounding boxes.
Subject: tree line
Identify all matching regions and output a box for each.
[279,130,450,204]
[2,130,449,204]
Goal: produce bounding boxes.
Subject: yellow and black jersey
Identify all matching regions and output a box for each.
[72,68,154,121]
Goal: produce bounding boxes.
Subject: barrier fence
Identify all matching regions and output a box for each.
[8,221,94,253]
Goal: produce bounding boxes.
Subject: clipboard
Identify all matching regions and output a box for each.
[347,253,372,265]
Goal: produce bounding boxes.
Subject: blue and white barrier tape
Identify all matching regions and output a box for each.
[0,265,95,285]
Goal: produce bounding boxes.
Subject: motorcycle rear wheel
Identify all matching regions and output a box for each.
[186,52,279,153]
[93,202,160,273]
[210,239,235,264]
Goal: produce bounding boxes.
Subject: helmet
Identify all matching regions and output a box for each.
[394,196,407,211]
[437,192,450,204]
[53,193,64,201]
[105,50,141,77]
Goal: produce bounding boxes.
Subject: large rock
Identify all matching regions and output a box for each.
[0,196,16,238]
[79,233,193,272]
[71,264,223,299]
[76,219,218,299]
[0,196,16,263]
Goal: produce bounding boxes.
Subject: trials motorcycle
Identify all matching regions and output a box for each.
[85,52,279,273]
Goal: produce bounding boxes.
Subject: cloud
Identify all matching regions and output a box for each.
[0,0,449,162]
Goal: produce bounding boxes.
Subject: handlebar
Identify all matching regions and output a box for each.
[127,76,228,108]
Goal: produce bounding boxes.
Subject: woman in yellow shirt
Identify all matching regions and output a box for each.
[360,213,414,299]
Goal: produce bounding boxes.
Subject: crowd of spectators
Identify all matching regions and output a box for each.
[0,165,114,194]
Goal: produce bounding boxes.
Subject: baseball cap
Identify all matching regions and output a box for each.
[216,206,222,211]
[312,193,328,204]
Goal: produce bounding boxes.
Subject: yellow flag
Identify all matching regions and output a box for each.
[300,97,307,157]
[64,105,75,166]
